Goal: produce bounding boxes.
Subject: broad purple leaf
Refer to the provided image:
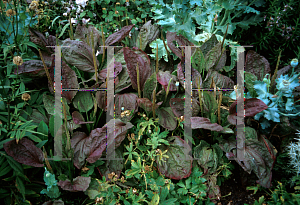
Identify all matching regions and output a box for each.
[28,27,51,54]
[229,98,268,117]
[156,107,177,131]
[245,50,271,81]
[72,111,94,124]
[14,60,52,78]
[143,72,158,101]
[48,55,79,103]
[205,42,222,71]
[96,83,108,111]
[71,120,133,169]
[190,117,223,132]
[123,47,152,91]
[61,38,99,73]
[194,141,223,175]
[166,31,196,61]
[74,24,103,50]
[98,61,122,83]
[177,60,202,95]
[98,147,124,182]
[157,70,177,92]
[170,98,200,117]
[157,136,192,180]
[57,176,91,192]
[71,130,106,169]
[115,93,138,120]
[137,20,160,51]
[202,70,234,89]
[137,98,162,113]
[105,25,135,46]
[102,119,134,154]
[218,127,277,188]
[3,137,44,167]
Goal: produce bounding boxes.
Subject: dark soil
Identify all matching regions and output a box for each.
[216,162,270,205]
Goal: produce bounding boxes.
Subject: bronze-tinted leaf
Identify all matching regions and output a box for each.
[190,117,223,132]
[157,70,177,92]
[3,137,44,167]
[48,56,79,103]
[157,136,192,180]
[105,24,135,46]
[123,47,152,91]
[57,176,91,192]
[98,61,122,83]
[74,24,103,51]
[156,107,177,130]
[245,50,271,81]
[61,38,99,73]
[115,93,138,121]
[14,60,52,78]
[137,20,160,51]
[137,98,162,113]
[229,98,268,117]
[72,111,94,124]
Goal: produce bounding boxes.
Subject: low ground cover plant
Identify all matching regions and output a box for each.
[0,0,300,204]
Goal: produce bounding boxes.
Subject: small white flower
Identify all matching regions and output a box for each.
[121,107,124,111]
[125,2,130,6]
[175,81,179,87]
[82,18,90,24]
[63,12,67,16]
[96,50,100,56]
[70,18,78,24]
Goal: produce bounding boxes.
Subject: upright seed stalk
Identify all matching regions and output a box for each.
[139,34,142,50]
[101,25,106,64]
[39,49,54,91]
[136,62,141,98]
[161,31,170,62]
[152,88,156,119]
[90,31,98,84]
[153,44,159,119]
[218,88,222,125]
[271,50,282,93]
[196,76,202,115]
[69,14,74,40]
[156,44,159,74]
[62,102,70,152]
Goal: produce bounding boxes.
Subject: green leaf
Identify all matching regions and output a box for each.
[43,94,55,115]
[150,193,160,205]
[80,11,87,18]
[73,92,93,112]
[58,23,70,38]
[37,121,48,141]
[87,11,93,19]
[16,176,26,199]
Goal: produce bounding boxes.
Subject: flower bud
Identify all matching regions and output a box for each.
[13,56,23,66]
[22,93,31,101]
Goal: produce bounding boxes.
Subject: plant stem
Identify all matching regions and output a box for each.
[136,62,141,98]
